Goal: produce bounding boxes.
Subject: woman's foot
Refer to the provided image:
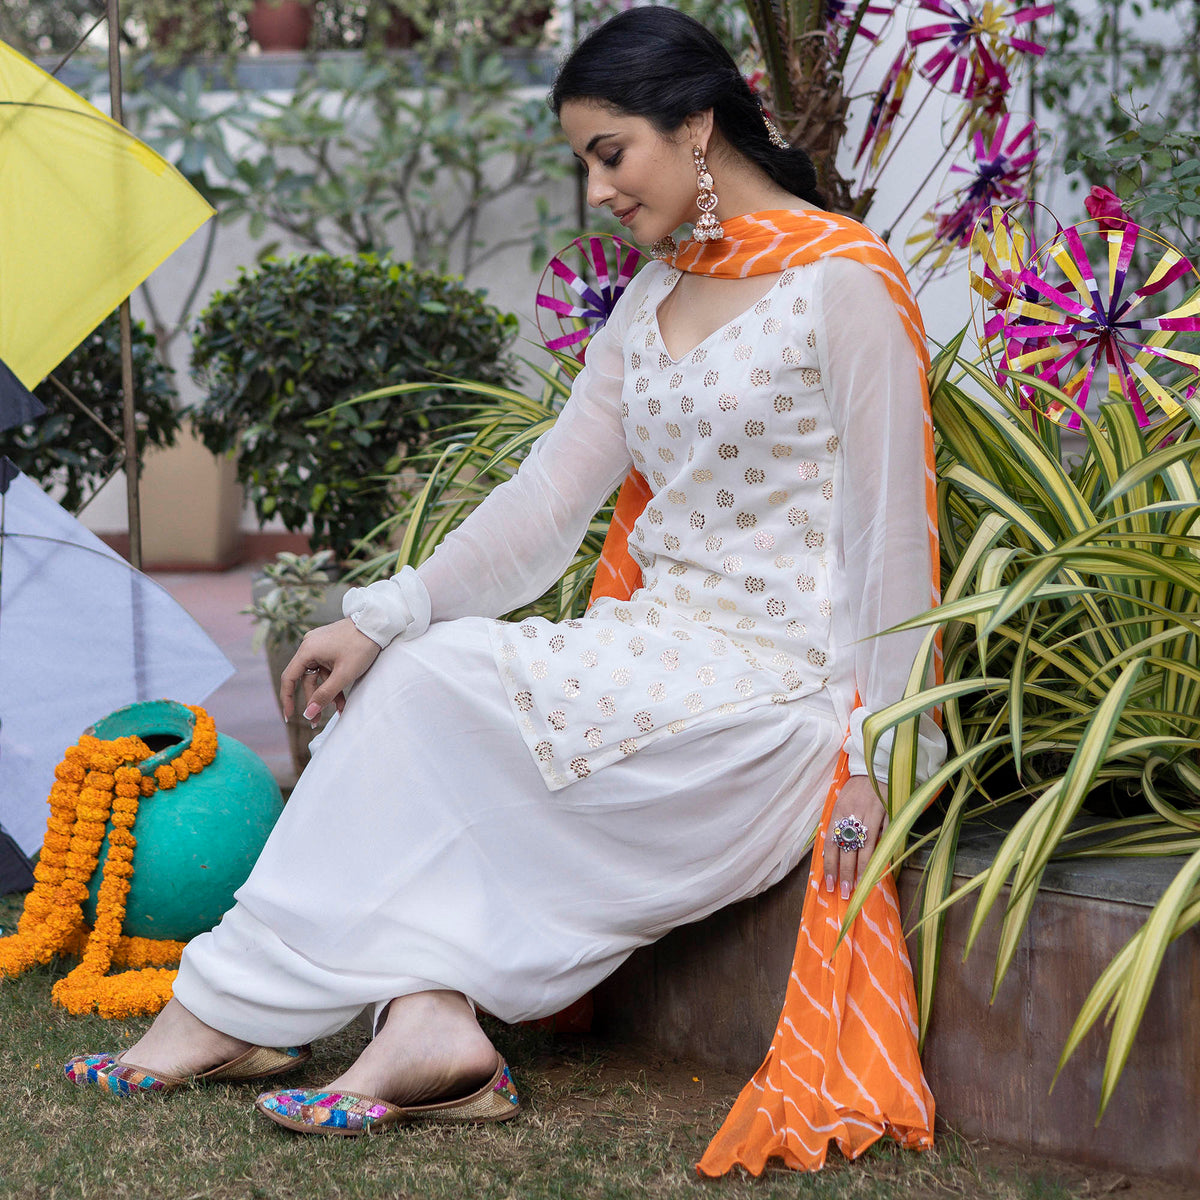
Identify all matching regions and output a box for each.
[119,997,253,1078]
[324,990,498,1106]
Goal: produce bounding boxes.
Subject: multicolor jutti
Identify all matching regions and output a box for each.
[586,209,940,1174]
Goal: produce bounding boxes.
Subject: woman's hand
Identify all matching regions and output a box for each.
[821,774,889,901]
[279,618,381,725]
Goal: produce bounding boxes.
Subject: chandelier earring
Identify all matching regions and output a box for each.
[691,146,724,242]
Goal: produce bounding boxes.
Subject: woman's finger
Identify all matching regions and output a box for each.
[300,666,322,711]
[279,651,317,719]
[301,671,352,723]
[821,821,842,896]
[854,809,890,886]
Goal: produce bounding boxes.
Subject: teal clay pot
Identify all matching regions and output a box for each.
[82,700,283,941]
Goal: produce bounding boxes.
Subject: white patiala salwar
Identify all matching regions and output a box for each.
[174,255,943,1044]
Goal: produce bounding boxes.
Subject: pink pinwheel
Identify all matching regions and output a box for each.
[826,0,895,43]
[536,235,648,362]
[969,204,1035,347]
[1003,221,1200,425]
[908,116,1039,269]
[854,49,915,169]
[908,0,1053,100]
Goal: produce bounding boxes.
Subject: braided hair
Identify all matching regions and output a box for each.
[550,6,823,207]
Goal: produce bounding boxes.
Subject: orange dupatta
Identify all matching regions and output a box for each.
[587,210,940,1174]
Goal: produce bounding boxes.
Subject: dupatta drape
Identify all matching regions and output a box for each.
[587,210,939,1174]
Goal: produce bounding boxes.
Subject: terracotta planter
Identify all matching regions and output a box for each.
[248,0,314,51]
[139,418,244,569]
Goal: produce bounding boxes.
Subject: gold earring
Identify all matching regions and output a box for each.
[692,146,724,242]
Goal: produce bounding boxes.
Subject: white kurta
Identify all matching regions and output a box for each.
[175,253,945,1044]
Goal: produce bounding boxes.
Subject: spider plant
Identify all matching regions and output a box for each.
[333,350,616,622]
[852,335,1200,1118]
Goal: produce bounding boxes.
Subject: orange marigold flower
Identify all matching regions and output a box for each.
[13,705,214,1017]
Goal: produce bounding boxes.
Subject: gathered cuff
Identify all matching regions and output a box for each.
[342,565,432,649]
[845,705,946,787]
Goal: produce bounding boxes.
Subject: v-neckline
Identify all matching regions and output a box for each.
[652,268,790,365]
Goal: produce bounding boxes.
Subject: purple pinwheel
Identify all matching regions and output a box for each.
[826,0,895,43]
[908,116,1039,271]
[1003,221,1200,426]
[854,49,915,169]
[536,235,648,362]
[970,204,1035,348]
[908,0,1053,100]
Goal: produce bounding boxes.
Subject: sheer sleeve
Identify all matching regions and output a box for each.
[819,257,946,785]
[411,271,652,624]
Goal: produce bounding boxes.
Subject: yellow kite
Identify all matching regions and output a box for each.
[0,40,214,388]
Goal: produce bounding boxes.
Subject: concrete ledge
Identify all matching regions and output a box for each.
[591,828,1200,1183]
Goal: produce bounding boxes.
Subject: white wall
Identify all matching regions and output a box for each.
[83,2,1150,537]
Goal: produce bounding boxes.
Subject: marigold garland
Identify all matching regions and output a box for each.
[0,706,217,1018]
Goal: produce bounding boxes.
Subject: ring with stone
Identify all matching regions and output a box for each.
[832,815,868,854]
[303,666,321,675]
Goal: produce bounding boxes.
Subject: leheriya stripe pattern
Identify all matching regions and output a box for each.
[589,209,941,1175]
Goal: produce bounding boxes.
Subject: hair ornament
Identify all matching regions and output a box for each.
[745,75,790,150]
[763,115,790,150]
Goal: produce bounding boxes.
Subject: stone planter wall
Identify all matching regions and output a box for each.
[592,825,1200,1184]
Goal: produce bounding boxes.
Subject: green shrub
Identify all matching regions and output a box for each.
[0,313,180,512]
[189,253,518,561]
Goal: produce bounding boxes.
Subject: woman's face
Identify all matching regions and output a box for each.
[559,99,705,245]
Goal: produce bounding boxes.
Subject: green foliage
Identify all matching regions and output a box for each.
[573,0,755,52]
[0,0,98,57]
[852,349,1200,1117]
[243,549,337,649]
[124,0,251,61]
[0,314,180,512]
[1066,118,1200,255]
[347,0,557,53]
[1038,0,1200,252]
[223,50,574,275]
[338,351,616,621]
[189,253,518,561]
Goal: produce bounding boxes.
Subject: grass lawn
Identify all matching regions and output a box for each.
[1,892,1194,1200]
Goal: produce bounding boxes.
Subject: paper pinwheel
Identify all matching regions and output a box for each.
[907,0,1053,101]
[536,235,648,362]
[855,49,915,170]
[0,39,213,390]
[970,204,1034,344]
[1001,220,1200,425]
[908,115,1039,271]
[826,0,895,43]
[0,461,235,858]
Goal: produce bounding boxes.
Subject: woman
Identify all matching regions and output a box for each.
[66,5,944,1167]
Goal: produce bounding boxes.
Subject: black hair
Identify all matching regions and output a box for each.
[550,6,824,208]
